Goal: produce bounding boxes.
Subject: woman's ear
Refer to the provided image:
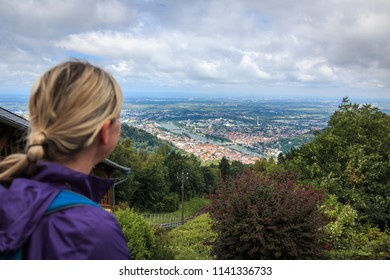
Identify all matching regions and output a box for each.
[99,119,111,145]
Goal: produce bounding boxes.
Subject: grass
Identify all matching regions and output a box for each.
[175,197,210,218]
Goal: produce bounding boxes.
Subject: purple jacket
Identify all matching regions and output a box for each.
[0,161,130,259]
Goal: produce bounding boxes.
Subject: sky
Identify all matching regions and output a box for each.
[0,0,389,100]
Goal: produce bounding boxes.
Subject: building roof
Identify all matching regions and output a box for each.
[0,106,130,174]
[0,107,29,130]
[102,158,131,174]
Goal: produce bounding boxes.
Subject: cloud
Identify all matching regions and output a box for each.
[319,65,334,78]
[58,31,165,58]
[0,0,136,37]
[0,0,389,96]
[240,54,271,79]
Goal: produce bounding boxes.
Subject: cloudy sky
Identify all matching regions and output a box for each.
[0,0,389,99]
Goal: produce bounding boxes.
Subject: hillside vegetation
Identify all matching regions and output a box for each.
[287,98,390,228]
[112,98,390,259]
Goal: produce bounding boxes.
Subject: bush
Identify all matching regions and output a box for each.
[160,193,179,212]
[210,170,327,259]
[321,195,390,259]
[150,227,176,260]
[114,206,156,260]
[164,214,217,260]
[320,195,360,252]
[325,227,390,260]
[361,228,390,260]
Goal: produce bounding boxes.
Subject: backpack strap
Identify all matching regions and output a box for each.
[45,189,102,215]
[0,248,22,260]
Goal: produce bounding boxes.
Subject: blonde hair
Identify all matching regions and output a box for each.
[0,60,123,182]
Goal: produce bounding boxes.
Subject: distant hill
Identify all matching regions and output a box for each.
[120,124,175,153]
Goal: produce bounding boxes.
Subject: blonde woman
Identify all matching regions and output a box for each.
[0,61,130,259]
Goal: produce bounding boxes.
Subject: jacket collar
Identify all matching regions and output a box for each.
[32,161,114,203]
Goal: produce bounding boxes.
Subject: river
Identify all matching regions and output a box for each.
[157,122,263,157]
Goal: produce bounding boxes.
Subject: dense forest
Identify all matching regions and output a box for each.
[111,97,390,259]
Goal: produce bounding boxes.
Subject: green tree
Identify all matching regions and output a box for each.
[218,156,230,181]
[277,152,285,164]
[110,139,139,205]
[201,165,219,194]
[252,158,277,174]
[120,124,173,153]
[165,151,208,200]
[132,152,170,211]
[110,139,170,211]
[230,160,246,177]
[287,98,390,229]
[165,150,187,195]
[185,155,206,198]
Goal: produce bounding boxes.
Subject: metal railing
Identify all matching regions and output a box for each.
[142,213,182,230]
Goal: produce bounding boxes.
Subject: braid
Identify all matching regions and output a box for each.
[26,131,47,164]
[0,59,122,183]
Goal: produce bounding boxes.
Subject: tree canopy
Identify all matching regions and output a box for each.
[110,132,219,212]
[286,97,390,229]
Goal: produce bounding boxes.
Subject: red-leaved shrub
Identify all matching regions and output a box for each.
[210,170,327,259]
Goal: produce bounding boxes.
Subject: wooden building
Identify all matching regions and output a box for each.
[0,106,130,210]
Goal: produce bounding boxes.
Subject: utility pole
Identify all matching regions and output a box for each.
[177,171,189,225]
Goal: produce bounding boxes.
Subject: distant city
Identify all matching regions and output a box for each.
[2,95,390,164]
[121,97,340,163]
